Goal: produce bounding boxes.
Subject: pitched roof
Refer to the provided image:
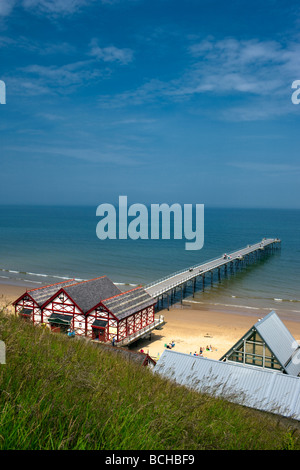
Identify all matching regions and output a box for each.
[14,277,154,320]
[15,279,78,307]
[220,310,300,376]
[255,311,300,375]
[101,287,156,320]
[154,350,300,421]
[63,276,121,314]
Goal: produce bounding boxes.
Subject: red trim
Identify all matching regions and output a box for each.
[102,286,143,303]
[27,278,75,293]
[41,288,85,314]
[86,301,119,320]
[42,276,110,311]
[40,287,65,309]
[13,292,38,307]
[13,279,76,306]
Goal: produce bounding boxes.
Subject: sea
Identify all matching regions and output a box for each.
[0,205,299,320]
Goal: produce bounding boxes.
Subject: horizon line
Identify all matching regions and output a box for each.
[0,203,299,211]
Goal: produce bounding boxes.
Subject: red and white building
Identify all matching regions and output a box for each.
[13,276,164,346]
[13,279,78,324]
[86,286,157,344]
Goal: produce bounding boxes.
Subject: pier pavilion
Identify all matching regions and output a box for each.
[13,277,163,345]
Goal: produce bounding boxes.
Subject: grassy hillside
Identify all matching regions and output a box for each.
[0,310,299,450]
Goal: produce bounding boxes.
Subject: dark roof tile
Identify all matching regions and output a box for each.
[27,280,78,306]
[102,287,156,320]
[64,276,121,313]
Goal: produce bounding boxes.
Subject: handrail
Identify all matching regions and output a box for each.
[145,240,270,289]
[145,238,280,295]
[116,315,165,346]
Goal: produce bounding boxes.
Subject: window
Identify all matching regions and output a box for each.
[227,331,281,370]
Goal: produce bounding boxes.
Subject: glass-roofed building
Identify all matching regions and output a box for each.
[219,310,300,376]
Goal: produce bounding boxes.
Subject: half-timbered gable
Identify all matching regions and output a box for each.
[42,289,85,334]
[86,302,118,341]
[95,287,156,343]
[13,279,77,324]
[13,292,41,322]
[42,276,121,335]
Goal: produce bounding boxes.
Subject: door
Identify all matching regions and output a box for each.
[92,326,106,341]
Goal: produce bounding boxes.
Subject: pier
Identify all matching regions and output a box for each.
[145,238,281,311]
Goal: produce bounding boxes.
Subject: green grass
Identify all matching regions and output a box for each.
[0,310,300,450]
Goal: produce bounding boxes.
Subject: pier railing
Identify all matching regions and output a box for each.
[145,241,269,290]
[116,315,165,346]
[145,252,229,289]
[145,238,281,298]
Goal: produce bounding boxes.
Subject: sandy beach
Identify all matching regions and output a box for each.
[130,301,300,361]
[0,283,25,313]
[2,282,300,362]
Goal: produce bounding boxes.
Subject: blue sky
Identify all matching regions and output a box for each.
[0,0,300,208]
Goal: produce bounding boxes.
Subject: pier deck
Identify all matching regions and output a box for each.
[145,238,281,307]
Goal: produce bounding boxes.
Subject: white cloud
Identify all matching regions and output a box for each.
[98,36,300,120]
[21,0,92,15]
[0,0,90,17]
[7,60,103,96]
[0,0,16,17]
[0,35,14,46]
[98,79,169,107]
[0,0,135,17]
[183,37,300,99]
[89,39,134,65]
